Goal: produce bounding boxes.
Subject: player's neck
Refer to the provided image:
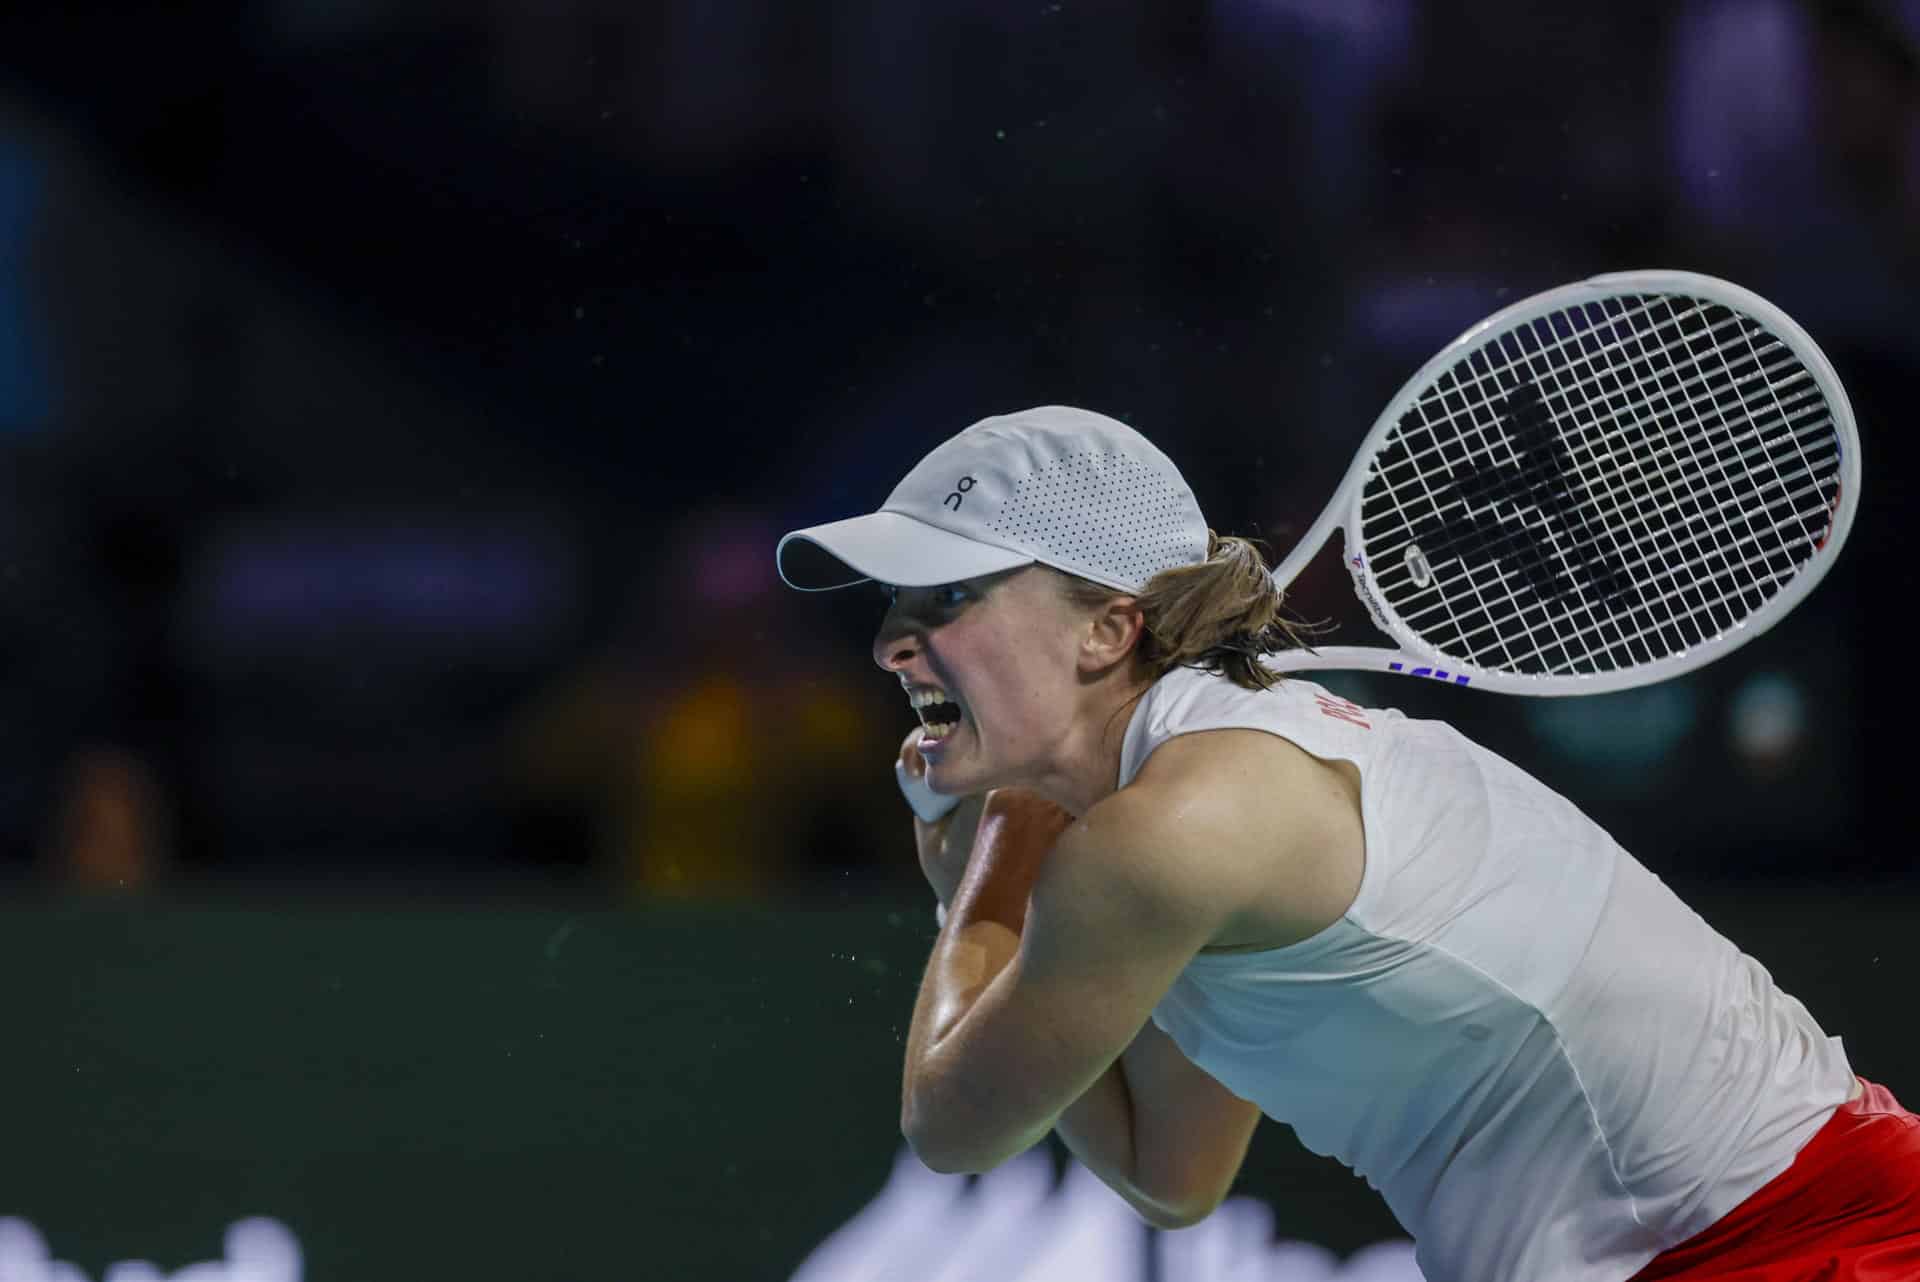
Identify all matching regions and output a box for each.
[1023,670,1153,818]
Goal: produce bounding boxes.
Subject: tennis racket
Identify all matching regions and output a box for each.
[1265,270,1859,695]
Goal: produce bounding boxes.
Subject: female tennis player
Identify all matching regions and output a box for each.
[775,406,1919,1282]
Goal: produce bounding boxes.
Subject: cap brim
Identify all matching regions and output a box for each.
[777,510,1033,591]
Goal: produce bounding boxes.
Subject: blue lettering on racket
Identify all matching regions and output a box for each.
[1388,661,1472,685]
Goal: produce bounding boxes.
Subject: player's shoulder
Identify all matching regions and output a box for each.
[1027,793,1231,955]
[1064,729,1321,872]
[1127,720,1346,830]
[1081,725,1364,940]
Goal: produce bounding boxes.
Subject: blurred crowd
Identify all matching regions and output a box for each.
[0,0,1912,897]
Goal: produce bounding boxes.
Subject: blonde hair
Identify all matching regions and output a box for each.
[1056,533,1319,691]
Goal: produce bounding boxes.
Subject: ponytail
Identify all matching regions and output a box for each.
[1055,532,1319,690]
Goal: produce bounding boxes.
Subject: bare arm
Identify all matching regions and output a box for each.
[1053,1022,1261,1229]
[901,785,1262,1228]
[901,788,1069,1136]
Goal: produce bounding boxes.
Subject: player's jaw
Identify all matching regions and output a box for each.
[908,675,1072,802]
[898,661,1021,798]
[902,666,1000,793]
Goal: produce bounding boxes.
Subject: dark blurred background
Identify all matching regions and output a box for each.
[0,1,1914,1278]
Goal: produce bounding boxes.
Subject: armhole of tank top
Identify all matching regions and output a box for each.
[1125,717,1382,939]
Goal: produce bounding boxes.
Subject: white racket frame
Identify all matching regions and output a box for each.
[1265,270,1861,695]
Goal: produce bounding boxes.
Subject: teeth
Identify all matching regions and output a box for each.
[907,685,963,738]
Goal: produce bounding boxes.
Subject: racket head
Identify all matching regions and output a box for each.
[1326,270,1859,695]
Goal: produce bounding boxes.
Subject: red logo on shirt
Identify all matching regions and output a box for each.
[1314,693,1371,729]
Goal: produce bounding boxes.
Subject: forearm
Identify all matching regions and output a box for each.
[904,912,1087,1172]
[901,792,1069,1161]
[1053,1037,1233,1231]
[902,915,1020,1124]
[905,933,1162,1214]
[1051,1057,1144,1211]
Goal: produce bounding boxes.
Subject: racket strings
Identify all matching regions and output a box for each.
[1382,335,1827,667]
[1380,379,1832,633]
[1378,313,1823,545]
[1376,310,1811,583]
[1378,349,1826,523]
[1513,498,1829,669]
[1381,309,1781,652]
[1357,293,1844,676]
[1383,374,1838,626]
[1398,471,1838,668]
[1390,465,1838,636]
[1560,296,1839,611]
[1474,299,1835,668]
[1439,303,1834,671]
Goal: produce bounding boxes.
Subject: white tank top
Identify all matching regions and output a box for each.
[1126,667,1854,1282]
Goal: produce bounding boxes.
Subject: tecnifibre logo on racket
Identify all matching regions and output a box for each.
[1345,552,1471,682]
[1346,551,1397,635]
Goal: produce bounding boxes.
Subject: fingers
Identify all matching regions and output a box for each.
[900,729,927,777]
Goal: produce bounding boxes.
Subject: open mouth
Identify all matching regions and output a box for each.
[910,687,965,741]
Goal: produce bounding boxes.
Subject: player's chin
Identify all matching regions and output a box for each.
[921,725,988,791]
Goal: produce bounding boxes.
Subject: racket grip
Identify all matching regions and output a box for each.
[896,754,961,824]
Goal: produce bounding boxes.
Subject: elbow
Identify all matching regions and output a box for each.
[1134,1192,1222,1232]
[905,1135,988,1176]
[1129,1167,1232,1231]
[900,1098,1015,1175]
[900,1097,955,1172]
[901,1126,994,1175]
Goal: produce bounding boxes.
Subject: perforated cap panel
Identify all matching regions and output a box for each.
[989,450,1202,590]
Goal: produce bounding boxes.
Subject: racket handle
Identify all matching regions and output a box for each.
[1264,645,1396,673]
[1265,645,1471,682]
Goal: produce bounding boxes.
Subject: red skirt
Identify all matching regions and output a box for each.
[1629,1078,1920,1281]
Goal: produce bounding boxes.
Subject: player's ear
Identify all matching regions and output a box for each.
[1079,596,1145,673]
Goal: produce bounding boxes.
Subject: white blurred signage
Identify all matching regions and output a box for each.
[790,1148,1424,1282]
[0,1217,300,1282]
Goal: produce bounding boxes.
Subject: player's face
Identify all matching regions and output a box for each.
[872,567,1089,796]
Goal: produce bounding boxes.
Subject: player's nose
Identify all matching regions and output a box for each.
[872,609,920,673]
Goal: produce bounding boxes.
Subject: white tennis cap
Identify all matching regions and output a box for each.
[777,405,1209,594]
